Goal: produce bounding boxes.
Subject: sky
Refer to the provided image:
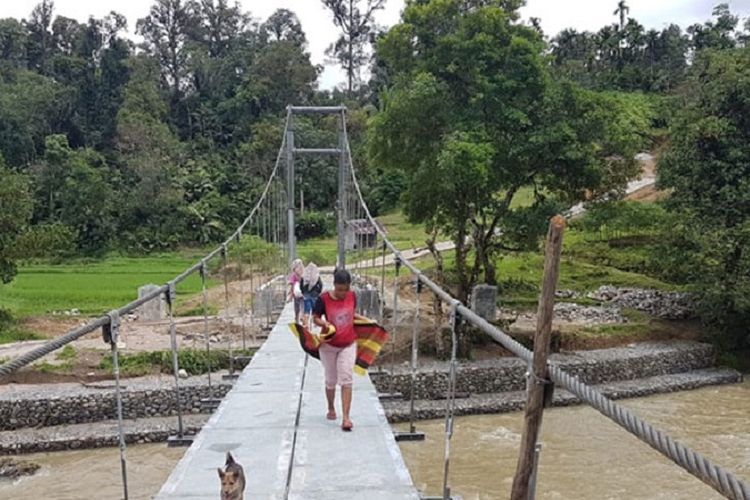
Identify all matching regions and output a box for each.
[1,0,749,89]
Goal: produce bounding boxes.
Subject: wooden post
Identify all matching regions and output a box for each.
[510,215,566,500]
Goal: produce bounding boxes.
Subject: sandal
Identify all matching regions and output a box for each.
[341,419,353,432]
[326,410,337,421]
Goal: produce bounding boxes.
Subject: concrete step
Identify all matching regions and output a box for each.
[0,414,210,455]
[383,367,743,422]
[375,341,721,399]
[0,372,234,432]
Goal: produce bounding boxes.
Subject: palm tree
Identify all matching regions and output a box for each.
[613,0,629,31]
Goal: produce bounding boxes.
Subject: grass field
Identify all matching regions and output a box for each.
[0,203,677,326]
[365,218,677,311]
[0,216,423,320]
[0,326,42,344]
[0,253,211,318]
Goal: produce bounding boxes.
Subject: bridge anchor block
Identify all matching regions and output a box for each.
[167,434,195,448]
[394,431,426,442]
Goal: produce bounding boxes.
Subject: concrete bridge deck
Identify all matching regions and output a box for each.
[156,301,418,499]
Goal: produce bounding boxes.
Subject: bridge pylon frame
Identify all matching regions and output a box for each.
[286,105,348,270]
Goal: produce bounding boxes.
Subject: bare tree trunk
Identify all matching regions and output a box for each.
[425,228,444,281]
[481,234,497,285]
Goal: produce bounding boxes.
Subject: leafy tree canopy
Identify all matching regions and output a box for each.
[370,0,643,300]
[658,46,750,350]
[0,155,33,282]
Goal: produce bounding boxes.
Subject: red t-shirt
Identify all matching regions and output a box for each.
[313,291,357,347]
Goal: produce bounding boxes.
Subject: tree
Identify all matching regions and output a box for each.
[551,17,690,92]
[137,0,192,110]
[93,15,132,149]
[0,69,74,167]
[260,9,306,47]
[613,0,629,31]
[321,0,386,95]
[371,0,642,304]
[658,46,750,351]
[50,15,81,56]
[46,12,132,149]
[0,155,33,283]
[189,0,248,58]
[645,24,689,91]
[25,0,55,73]
[30,135,115,253]
[179,0,252,143]
[688,3,739,51]
[115,55,186,251]
[238,39,319,116]
[0,1,324,254]
[0,18,28,69]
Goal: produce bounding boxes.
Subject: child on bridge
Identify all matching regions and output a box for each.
[300,262,322,329]
[288,259,305,324]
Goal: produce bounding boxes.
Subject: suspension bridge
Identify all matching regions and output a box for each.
[0,106,748,500]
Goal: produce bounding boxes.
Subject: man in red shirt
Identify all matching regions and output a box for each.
[313,268,365,431]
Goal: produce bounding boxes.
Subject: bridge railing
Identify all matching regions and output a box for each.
[341,114,750,500]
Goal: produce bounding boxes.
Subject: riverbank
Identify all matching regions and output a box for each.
[374,340,743,420]
[0,372,232,432]
[0,340,742,455]
[3,382,748,499]
[383,367,741,422]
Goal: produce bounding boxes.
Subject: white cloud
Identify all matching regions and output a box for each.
[2,0,748,90]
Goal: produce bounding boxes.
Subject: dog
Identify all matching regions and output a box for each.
[218,452,246,500]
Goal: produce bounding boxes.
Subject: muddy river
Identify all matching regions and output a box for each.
[1,381,748,499]
[397,380,750,499]
[0,444,185,500]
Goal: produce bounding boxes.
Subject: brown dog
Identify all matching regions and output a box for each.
[218,452,246,500]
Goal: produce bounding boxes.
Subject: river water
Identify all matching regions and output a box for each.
[396,380,750,499]
[2,381,748,499]
[0,444,185,500]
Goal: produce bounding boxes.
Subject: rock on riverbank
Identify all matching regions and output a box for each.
[0,457,40,478]
[587,286,695,319]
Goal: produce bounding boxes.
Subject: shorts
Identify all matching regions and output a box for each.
[303,297,315,313]
[319,342,357,388]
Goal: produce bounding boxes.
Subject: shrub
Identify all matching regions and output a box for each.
[365,169,407,216]
[296,211,333,241]
[575,201,671,241]
[235,235,282,272]
[0,309,13,328]
[0,308,42,345]
[11,223,77,261]
[99,348,256,376]
[57,345,76,360]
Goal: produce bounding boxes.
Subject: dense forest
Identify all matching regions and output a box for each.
[0,0,749,352]
[0,0,397,269]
